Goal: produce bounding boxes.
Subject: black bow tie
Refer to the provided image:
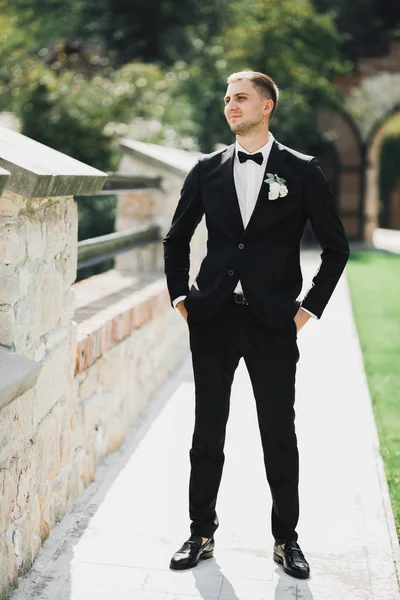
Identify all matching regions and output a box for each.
[238,150,263,165]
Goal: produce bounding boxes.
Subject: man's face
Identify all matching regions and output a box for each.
[224,79,272,135]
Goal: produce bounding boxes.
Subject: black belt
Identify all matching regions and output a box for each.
[230,292,248,305]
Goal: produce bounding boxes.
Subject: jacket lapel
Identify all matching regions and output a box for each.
[220,143,244,236]
[243,140,286,238]
[220,139,287,238]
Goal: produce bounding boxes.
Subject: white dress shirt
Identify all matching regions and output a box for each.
[173,132,316,318]
[232,134,275,294]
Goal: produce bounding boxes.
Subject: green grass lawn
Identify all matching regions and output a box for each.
[346,251,400,539]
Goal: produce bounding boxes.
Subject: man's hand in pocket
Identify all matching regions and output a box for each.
[294,308,312,333]
[176,300,188,323]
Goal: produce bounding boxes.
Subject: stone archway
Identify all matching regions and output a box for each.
[315,105,365,240]
[364,104,400,241]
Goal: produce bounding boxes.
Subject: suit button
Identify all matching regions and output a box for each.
[238,243,244,249]
[228,270,234,276]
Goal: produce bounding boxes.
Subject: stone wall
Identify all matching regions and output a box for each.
[73,275,188,480]
[0,192,83,596]
[0,126,107,599]
[0,131,196,599]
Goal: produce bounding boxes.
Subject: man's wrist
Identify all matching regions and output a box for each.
[173,295,187,309]
[300,306,318,319]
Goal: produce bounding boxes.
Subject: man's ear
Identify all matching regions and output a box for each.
[263,99,274,116]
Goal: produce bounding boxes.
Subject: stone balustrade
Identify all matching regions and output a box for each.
[0,130,204,599]
[0,126,107,598]
[116,138,206,276]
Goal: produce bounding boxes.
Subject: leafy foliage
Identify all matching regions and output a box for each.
[0,0,347,251]
[2,0,346,156]
[6,0,230,67]
[312,0,400,59]
[179,0,347,151]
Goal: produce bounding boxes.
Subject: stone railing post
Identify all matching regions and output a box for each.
[116,139,206,277]
[0,126,106,597]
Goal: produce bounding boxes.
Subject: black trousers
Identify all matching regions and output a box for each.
[187,299,300,545]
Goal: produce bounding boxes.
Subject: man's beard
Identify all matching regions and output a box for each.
[229,116,263,135]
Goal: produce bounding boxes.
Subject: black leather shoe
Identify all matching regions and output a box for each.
[273,540,310,579]
[170,535,215,570]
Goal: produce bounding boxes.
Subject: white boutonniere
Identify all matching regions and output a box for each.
[264,173,288,200]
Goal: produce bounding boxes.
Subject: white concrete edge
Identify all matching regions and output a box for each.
[373,228,400,254]
[343,271,400,590]
[0,125,108,197]
[0,350,43,412]
[120,138,199,178]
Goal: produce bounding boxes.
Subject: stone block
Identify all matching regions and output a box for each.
[0,221,26,267]
[10,389,35,446]
[0,268,21,305]
[78,359,100,400]
[0,462,18,536]
[32,342,46,362]
[10,516,34,571]
[17,267,29,297]
[60,287,75,328]
[59,243,77,287]
[20,213,45,261]
[73,447,95,488]
[35,405,62,482]
[43,201,68,257]
[22,262,64,339]
[0,407,15,466]
[0,306,15,346]
[97,354,114,392]
[59,410,75,469]
[37,465,75,542]
[26,493,41,540]
[12,299,31,354]
[65,461,83,505]
[38,480,64,541]
[80,394,104,444]
[31,340,68,427]
[43,325,68,354]
[0,533,17,600]
[104,417,125,455]
[0,189,22,217]
[10,449,38,523]
[58,197,78,287]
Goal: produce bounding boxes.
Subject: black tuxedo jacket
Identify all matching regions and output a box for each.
[163,139,350,328]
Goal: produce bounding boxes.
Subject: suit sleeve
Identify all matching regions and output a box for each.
[301,158,350,319]
[163,159,205,306]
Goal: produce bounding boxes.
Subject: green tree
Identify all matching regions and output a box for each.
[6,0,230,67]
[312,0,400,60]
[179,0,347,152]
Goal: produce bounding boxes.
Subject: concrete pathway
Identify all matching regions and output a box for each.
[10,251,400,600]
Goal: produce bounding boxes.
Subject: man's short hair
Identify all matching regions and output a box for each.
[227,71,279,119]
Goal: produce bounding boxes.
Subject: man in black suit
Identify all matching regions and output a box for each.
[164,71,349,579]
